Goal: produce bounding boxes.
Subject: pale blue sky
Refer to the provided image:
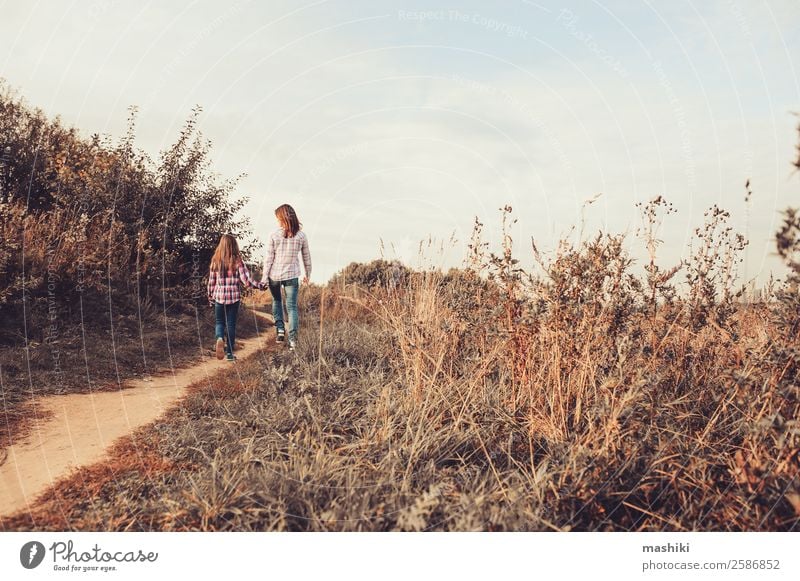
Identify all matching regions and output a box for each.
[2,0,799,286]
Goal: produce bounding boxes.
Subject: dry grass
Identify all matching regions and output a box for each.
[1,428,197,531]
[3,248,797,530]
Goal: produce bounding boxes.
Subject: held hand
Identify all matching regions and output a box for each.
[302,276,309,285]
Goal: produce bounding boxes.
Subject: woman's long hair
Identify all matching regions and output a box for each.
[275,204,301,238]
[210,234,241,274]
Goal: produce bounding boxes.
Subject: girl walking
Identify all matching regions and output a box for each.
[207,234,262,361]
[261,204,312,351]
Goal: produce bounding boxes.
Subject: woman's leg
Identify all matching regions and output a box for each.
[223,301,240,355]
[268,279,284,333]
[283,278,299,343]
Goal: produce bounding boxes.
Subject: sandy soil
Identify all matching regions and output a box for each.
[0,312,273,520]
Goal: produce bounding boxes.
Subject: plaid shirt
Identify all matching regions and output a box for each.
[261,229,312,282]
[207,262,261,305]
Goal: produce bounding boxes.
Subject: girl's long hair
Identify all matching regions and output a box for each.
[210,234,241,274]
[275,204,301,238]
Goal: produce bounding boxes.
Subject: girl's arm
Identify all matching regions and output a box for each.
[261,234,275,284]
[238,261,260,289]
[301,233,312,281]
[207,270,216,305]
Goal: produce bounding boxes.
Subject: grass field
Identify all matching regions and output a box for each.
[3,251,798,530]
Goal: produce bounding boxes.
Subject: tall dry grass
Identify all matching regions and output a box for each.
[355,200,797,529]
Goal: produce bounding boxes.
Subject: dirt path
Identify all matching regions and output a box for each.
[0,310,272,519]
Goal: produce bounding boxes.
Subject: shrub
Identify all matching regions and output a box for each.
[329,259,411,291]
[0,80,257,341]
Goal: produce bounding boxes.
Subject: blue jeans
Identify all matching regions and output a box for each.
[214,301,240,355]
[268,278,299,342]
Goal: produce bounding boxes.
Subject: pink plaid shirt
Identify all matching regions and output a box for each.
[261,229,312,282]
[207,261,261,304]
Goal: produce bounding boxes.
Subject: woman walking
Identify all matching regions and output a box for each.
[261,204,312,351]
[207,234,262,361]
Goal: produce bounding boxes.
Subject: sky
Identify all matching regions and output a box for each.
[2,0,799,287]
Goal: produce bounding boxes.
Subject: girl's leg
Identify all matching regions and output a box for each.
[284,278,299,342]
[214,302,226,359]
[269,279,284,332]
[214,302,225,341]
[223,301,240,355]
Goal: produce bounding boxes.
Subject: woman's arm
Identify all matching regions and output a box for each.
[301,233,312,282]
[262,233,275,284]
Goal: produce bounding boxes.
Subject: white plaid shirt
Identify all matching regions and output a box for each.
[261,229,312,282]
